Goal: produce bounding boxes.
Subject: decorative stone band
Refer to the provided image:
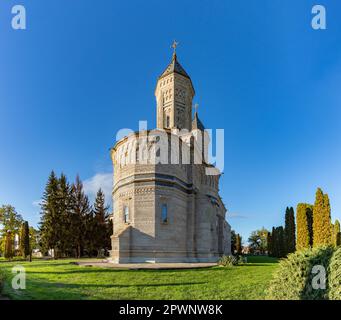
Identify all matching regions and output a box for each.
[113,173,195,196]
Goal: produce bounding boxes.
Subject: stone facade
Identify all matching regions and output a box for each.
[110,52,231,263]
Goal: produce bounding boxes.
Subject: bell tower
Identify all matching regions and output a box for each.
[155,41,195,131]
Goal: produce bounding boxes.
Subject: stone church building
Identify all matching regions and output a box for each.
[110,48,231,263]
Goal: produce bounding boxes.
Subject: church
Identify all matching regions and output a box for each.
[110,45,231,263]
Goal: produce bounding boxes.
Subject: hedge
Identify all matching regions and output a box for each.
[266,246,339,300]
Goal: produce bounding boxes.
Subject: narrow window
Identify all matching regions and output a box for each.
[166,116,170,128]
[161,204,168,223]
[123,205,129,223]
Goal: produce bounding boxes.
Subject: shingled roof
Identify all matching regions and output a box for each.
[159,53,191,80]
[192,111,205,131]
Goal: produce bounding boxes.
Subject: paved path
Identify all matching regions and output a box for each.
[76,261,217,270]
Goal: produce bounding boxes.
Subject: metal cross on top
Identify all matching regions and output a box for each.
[171,40,179,54]
[194,103,199,113]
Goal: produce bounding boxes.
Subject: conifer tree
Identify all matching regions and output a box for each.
[19,221,30,259]
[296,203,314,250]
[39,171,60,256]
[271,227,277,257]
[236,234,242,255]
[4,231,13,260]
[270,226,286,258]
[313,188,332,246]
[285,207,296,254]
[333,219,341,246]
[277,226,286,258]
[57,174,72,256]
[92,189,110,257]
[70,175,92,258]
[267,232,272,256]
[230,230,237,254]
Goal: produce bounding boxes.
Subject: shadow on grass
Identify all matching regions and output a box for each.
[51,282,207,288]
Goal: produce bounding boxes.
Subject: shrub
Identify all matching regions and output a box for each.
[329,247,341,300]
[266,246,334,300]
[218,255,239,267]
[0,271,4,293]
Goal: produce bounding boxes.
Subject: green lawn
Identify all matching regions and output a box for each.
[0,256,279,300]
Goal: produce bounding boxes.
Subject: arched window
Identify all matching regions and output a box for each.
[123,205,129,223]
[161,204,168,223]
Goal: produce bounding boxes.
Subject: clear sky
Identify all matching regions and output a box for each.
[1,0,341,242]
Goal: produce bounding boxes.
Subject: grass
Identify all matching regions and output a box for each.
[0,256,279,300]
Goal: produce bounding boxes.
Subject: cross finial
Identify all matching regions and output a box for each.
[171,40,179,55]
[194,103,199,113]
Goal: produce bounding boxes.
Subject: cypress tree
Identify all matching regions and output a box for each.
[4,231,13,260]
[236,234,242,255]
[19,221,30,259]
[285,207,296,254]
[271,227,277,257]
[296,203,314,250]
[313,188,332,246]
[267,232,272,256]
[230,230,236,254]
[277,226,286,258]
[333,220,341,246]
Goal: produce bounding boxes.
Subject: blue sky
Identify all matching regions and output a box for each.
[1,0,341,242]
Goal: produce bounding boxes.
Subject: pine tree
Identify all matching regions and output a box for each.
[92,189,110,257]
[39,171,60,256]
[70,175,92,258]
[4,231,13,260]
[313,188,332,247]
[333,219,341,247]
[19,221,30,259]
[296,203,314,250]
[285,207,296,254]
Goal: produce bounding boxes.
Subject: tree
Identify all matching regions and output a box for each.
[230,230,237,254]
[92,189,110,257]
[333,220,341,247]
[39,171,60,256]
[296,203,314,250]
[0,205,23,236]
[313,188,332,246]
[29,226,40,251]
[70,175,92,258]
[4,231,13,260]
[285,207,296,254]
[57,173,73,256]
[275,226,286,258]
[236,234,242,255]
[248,228,268,254]
[20,221,31,259]
[267,232,272,256]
